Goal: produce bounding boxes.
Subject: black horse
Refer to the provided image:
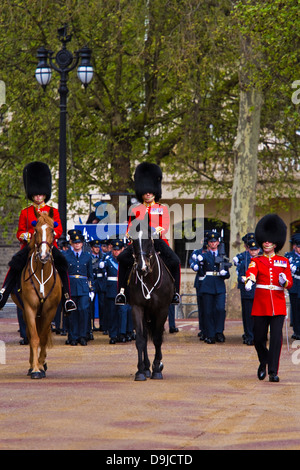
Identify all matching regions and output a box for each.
[128,231,174,381]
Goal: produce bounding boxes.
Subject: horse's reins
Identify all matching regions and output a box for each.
[136,251,162,300]
[23,234,57,314]
[30,251,54,296]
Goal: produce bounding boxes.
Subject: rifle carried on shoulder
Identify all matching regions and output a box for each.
[214,230,232,273]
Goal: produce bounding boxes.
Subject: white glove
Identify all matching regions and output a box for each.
[290,264,297,274]
[99,261,105,269]
[89,292,95,301]
[279,272,287,286]
[220,270,227,276]
[245,280,253,291]
[22,232,32,242]
[233,256,239,266]
[193,264,199,271]
[197,254,203,262]
[154,226,164,235]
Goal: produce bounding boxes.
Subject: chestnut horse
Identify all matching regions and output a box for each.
[12,209,62,379]
[128,231,174,381]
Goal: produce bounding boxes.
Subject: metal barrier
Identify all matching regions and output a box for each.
[176,293,198,319]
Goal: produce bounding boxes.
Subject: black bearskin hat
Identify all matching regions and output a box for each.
[23,161,52,203]
[255,214,287,253]
[134,162,162,203]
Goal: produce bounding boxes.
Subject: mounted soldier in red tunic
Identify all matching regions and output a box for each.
[115,162,181,305]
[0,161,76,314]
[116,162,180,304]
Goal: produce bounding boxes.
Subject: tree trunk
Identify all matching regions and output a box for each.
[227,86,263,319]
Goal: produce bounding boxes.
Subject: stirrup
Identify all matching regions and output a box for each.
[64,299,77,314]
[171,293,181,305]
[115,292,126,305]
[0,288,6,309]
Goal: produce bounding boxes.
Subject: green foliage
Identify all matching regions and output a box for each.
[0,0,299,229]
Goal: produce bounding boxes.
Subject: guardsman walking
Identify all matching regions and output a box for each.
[245,214,293,382]
[64,230,94,346]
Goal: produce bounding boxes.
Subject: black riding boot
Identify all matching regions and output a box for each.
[115,262,128,305]
[56,268,77,315]
[115,246,134,305]
[0,246,29,310]
[171,265,181,305]
[153,239,181,305]
[0,268,18,309]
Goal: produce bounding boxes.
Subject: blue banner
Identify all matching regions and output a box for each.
[74,223,128,242]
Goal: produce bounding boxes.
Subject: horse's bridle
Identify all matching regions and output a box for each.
[135,251,161,300]
[24,225,56,304]
[35,240,54,263]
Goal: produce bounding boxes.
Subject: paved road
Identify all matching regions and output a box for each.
[1,315,300,451]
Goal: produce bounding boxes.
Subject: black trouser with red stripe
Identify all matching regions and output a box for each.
[253,315,285,375]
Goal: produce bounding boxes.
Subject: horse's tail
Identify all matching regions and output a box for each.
[146,321,154,341]
[146,317,164,343]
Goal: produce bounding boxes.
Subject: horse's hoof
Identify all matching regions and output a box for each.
[43,363,47,372]
[27,368,32,376]
[151,372,163,380]
[145,369,151,378]
[134,372,147,381]
[31,370,45,379]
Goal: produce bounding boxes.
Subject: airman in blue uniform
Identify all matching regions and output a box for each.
[285,234,300,339]
[89,239,107,332]
[233,232,256,343]
[236,239,260,345]
[105,240,133,343]
[189,235,208,340]
[64,230,94,345]
[198,231,230,343]
[100,239,112,334]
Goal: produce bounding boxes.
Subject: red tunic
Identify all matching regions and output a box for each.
[17,203,63,248]
[127,202,170,244]
[246,254,293,317]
